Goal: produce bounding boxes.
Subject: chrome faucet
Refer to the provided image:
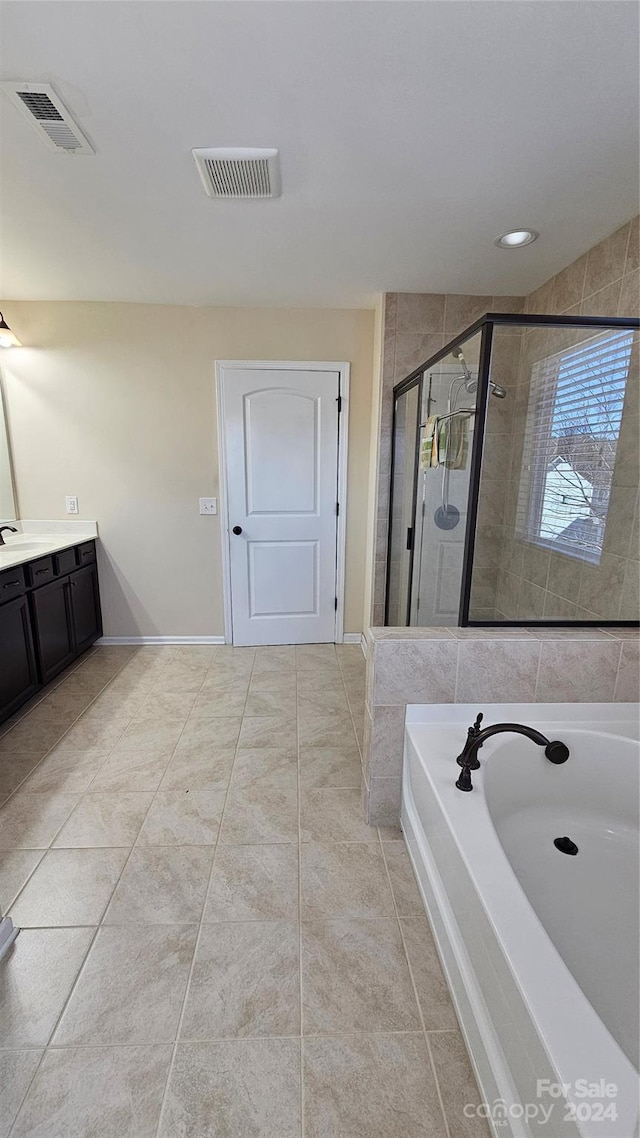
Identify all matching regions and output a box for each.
[0,525,17,546]
[455,712,570,791]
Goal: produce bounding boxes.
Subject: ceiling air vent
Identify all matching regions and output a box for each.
[0,82,94,154]
[192,148,281,199]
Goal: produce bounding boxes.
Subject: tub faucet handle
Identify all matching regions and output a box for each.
[456,713,484,770]
[471,712,483,736]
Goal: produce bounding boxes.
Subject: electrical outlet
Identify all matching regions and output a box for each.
[199,497,217,515]
[65,495,79,515]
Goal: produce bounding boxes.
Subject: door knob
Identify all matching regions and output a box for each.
[232,526,243,535]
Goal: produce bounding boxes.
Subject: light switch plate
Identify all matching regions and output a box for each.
[199,497,217,515]
[65,495,79,515]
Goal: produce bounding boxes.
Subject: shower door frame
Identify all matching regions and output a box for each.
[386,311,640,629]
[384,371,424,626]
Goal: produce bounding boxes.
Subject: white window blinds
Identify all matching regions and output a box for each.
[516,329,634,562]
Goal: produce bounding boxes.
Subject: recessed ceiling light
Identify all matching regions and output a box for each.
[495,229,539,249]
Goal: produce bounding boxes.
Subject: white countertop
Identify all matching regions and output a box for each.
[0,521,98,571]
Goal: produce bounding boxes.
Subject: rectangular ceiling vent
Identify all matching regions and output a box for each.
[192,148,281,199]
[0,82,94,154]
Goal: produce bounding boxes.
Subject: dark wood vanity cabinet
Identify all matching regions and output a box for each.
[0,541,103,722]
[0,592,39,719]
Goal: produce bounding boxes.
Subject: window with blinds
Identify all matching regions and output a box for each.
[516,329,634,563]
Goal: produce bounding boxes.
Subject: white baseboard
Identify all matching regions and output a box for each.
[96,636,227,645]
[360,633,367,658]
[342,633,361,645]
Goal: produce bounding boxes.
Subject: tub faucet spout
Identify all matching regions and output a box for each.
[455,715,570,791]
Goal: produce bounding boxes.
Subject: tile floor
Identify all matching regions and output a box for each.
[0,643,488,1137]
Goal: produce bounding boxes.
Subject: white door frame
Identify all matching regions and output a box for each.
[216,360,350,645]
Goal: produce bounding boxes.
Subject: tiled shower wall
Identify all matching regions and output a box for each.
[371,290,524,622]
[372,216,639,624]
[362,626,639,825]
[491,215,640,621]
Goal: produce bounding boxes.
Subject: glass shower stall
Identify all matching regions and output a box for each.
[386,313,640,627]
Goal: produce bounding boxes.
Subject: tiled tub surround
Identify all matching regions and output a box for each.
[0,642,489,1138]
[362,626,640,825]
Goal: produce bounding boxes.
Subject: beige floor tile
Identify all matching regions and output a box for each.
[231,747,297,790]
[20,749,109,794]
[300,789,377,843]
[53,924,197,1045]
[179,715,242,750]
[428,1030,491,1137]
[249,671,296,694]
[190,688,248,717]
[0,849,43,911]
[302,919,420,1034]
[377,824,403,841]
[104,846,213,924]
[238,715,297,751]
[9,848,129,927]
[0,754,45,802]
[180,921,300,1039]
[297,690,350,718]
[0,793,80,849]
[0,719,70,755]
[254,645,297,668]
[382,841,424,916]
[135,691,197,719]
[244,689,297,718]
[158,1039,301,1138]
[54,714,131,752]
[11,1045,172,1138]
[220,784,298,845]
[296,670,343,695]
[89,746,173,792]
[137,789,226,845]
[299,745,362,789]
[204,844,299,922]
[301,843,395,920]
[401,917,458,1030]
[298,713,356,750]
[115,716,186,752]
[0,927,94,1047]
[52,792,153,848]
[303,1034,447,1138]
[0,1050,43,1138]
[159,745,235,791]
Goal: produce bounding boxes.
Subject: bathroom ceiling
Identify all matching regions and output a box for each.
[0,1,638,308]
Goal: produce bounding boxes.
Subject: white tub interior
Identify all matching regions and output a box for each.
[401,702,640,1138]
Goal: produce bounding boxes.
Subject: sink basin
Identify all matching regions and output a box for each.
[1,539,54,552]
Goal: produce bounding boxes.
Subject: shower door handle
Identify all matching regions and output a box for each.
[406,527,413,551]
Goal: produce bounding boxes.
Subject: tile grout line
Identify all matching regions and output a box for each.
[377,831,453,1138]
[151,645,255,1138]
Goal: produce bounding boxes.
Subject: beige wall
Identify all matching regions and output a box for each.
[0,302,375,638]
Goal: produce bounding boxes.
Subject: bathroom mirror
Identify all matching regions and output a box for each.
[0,378,17,520]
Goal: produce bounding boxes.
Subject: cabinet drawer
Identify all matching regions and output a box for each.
[76,541,96,566]
[55,548,78,576]
[27,556,55,587]
[0,564,26,603]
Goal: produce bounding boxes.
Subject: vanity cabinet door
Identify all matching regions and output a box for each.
[69,563,102,653]
[0,595,39,720]
[30,576,75,684]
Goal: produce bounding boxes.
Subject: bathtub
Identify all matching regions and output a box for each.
[401,702,639,1138]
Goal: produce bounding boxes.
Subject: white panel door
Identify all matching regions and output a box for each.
[220,365,341,645]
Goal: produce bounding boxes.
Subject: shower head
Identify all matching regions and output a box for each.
[451,347,472,382]
[463,376,508,400]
